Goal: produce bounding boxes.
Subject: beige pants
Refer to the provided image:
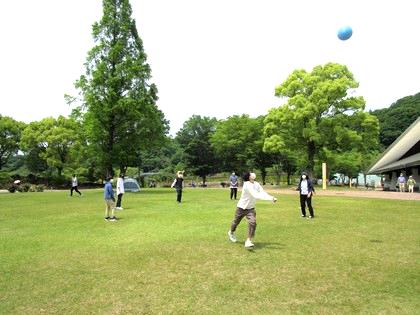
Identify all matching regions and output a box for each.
[408,185,414,193]
[398,183,405,192]
[105,199,115,218]
[230,207,257,238]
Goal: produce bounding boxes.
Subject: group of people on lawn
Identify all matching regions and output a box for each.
[168,169,315,249]
[71,169,316,249]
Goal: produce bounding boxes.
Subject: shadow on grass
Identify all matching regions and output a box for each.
[240,242,285,252]
[255,242,285,250]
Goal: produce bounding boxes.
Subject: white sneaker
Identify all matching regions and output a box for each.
[244,239,254,249]
[116,207,123,210]
[227,230,237,243]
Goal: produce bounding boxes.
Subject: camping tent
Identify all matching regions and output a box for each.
[123,177,140,192]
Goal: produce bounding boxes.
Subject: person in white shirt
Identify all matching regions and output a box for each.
[227,172,277,249]
[297,172,315,218]
[116,173,125,210]
[171,171,184,203]
[70,174,82,196]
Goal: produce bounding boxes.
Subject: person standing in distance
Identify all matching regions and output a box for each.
[227,172,277,249]
[104,176,117,221]
[171,171,184,203]
[397,173,406,192]
[297,172,315,219]
[407,175,416,193]
[229,172,239,200]
[70,174,82,196]
[116,173,125,210]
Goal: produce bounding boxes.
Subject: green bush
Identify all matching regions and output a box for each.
[35,184,45,192]
[17,183,31,192]
[0,172,12,189]
[28,185,37,192]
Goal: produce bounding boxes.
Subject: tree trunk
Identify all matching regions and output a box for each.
[119,165,127,175]
[260,167,267,185]
[307,141,316,177]
[202,175,206,186]
[105,121,115,177]
[273,164,281,185]
[57,167,62,177]
[287,171,291,185]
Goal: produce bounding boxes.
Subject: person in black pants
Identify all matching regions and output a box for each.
[297,172,315,218]
[229,172,239,200]
[171,171,184,203]
[70,174,82,196]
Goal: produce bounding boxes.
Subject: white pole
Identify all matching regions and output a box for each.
[322,162,327,190]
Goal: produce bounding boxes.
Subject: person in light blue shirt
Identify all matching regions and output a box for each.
[397,173,406,192]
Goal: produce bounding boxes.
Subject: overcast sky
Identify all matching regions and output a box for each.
[1,0,419,135]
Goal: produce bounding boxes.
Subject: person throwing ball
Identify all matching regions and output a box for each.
[227,172,277,249]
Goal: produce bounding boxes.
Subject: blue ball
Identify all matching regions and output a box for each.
[337,26,353,41]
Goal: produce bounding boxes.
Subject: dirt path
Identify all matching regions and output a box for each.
[270,188,420,201]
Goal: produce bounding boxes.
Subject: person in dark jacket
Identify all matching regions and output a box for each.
[297,172,315,219]
[171,171,184,203]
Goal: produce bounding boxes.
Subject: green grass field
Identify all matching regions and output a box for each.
[1,188,419,314]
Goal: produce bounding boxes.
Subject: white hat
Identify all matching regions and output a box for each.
[14,180,21,184]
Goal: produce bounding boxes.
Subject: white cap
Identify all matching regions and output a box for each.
[14,180,21,184]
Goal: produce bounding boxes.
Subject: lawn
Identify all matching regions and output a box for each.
[0,188,419,314]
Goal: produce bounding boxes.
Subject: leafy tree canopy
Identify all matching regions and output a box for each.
[20,116,83,177]
[264,63,379,176]
[370,92,420,148]
[176,115,219,184]
[211,114,263,175]
[0,115,25,170]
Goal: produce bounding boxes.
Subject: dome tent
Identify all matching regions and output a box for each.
[123,177,140,192]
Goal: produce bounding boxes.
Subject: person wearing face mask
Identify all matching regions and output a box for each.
[104,176,117,221]
[227,172,277,249]
[171,171,185,203]
[297,172,315,219]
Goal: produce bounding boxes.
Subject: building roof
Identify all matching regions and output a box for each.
[368,117,420,174]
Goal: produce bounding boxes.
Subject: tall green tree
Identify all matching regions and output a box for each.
[252,116,278,185]
[264,63,379,176]
[370,92,420,148]
[0,115,25,170]
[74,0,168,176]
[211,114,264,176]
[176,115,219,184]
[20,116,83,177]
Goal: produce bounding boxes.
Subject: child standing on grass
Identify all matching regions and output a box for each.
[227,172,277,249]
[104,176,117,221]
